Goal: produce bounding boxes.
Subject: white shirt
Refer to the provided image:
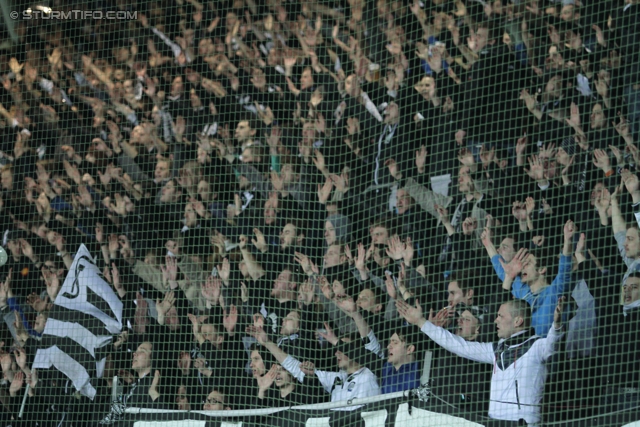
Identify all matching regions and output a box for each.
[281,355,381,410]
[420,321,563,424]
[316,367,381,410]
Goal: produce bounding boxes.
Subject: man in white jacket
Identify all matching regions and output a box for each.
[246,325,380,411]
[396,296,566,425]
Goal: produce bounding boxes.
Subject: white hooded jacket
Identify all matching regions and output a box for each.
[420,321,564,424]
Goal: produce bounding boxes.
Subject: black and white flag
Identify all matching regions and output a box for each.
[33,245,123,399]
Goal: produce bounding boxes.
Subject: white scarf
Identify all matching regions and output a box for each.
[623,299,640,316]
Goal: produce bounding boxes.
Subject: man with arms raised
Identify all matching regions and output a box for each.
[396,297,566,425]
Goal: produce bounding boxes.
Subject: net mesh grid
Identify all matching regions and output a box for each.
[0,0,637,426]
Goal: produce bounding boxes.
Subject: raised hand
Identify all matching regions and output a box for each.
[113,331,128,349]
[613,115,631,140]
[385,271,397,299]
[218,258,231,283]
[161,255,178,283]
[563,219,575,241]
[461,217,478,236]
[156,291,175,317]
[0,353,13,382]
[547,24,561,44]
[14,312,29,344]
[355,243,367,272]
[566,102,582,130]
[594,187,611,212]
[592,25,606,46]
[95,223,105,244]
[515,135,528,157]
[592,149,612,172]
[343,245,354,266]
[253,313,265,329]
[312,149,327,173]
[396,298,425,326]
[622,169,640,195]
[257,364,277,390]
[403,237,414,265]
[41,267,60,301]
[245,324,268,344]
[201,276,221,304]
[9,371,24,397]
[148,370,161,401]
[561,154,575,178]
[238,234,248,249]
[108,234,120,258]
[334,294,357,315]
[479,145,495,168]
[223,305,238,334]
[428,307,451,328]
[524,155,546,182]
[294,251,313,275]
[499,248,528,279]
[385,235,405,261]
[317,321,339,345]
[189,198,207,218]
[318,177,333,204]
[19,239,35,262]
[320,278,334,301]
[299,361,316,376]
[576,233,587,257]
[457,148,475,167]
[416,145,428,173]
[525,197,536,217]
[329,173,348,192]
[553,296,565,328]
[519,89,537,112]
[187,313,200,330]
[26,293,50,312]
[240,282,249,303]
[539,142,556,160]
[13,347,27,371]
[251,228,268,253]
[0,269,12,306]
[62,160,82,185]
[110,263,125,298]
[481,227,492,247]
[26,368,37,390]
[298,282,315,306]
[609,145,623,167]
[435,204,450,224]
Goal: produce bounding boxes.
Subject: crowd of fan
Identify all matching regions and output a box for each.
[0,0,638,425]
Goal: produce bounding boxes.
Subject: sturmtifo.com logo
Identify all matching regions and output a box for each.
[10,6,137,20]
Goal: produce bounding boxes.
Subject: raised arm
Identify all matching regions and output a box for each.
[610,181,626,236]
[239,235,265,280]
[536,297,566,361]
[480,218,498,258]
[396,299,494,364]
[246,325,306,383]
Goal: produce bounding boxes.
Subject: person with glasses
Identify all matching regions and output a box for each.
[202,389,230,411]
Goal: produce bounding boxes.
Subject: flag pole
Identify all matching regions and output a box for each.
[112,376,118,401]
[18,384,30,418]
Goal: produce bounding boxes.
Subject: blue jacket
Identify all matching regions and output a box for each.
[381,361,420,394]
[491,254,572,336]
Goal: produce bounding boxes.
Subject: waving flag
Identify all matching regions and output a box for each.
[33,244,123,399]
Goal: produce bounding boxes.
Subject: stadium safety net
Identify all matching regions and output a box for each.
[0,0,637,426]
